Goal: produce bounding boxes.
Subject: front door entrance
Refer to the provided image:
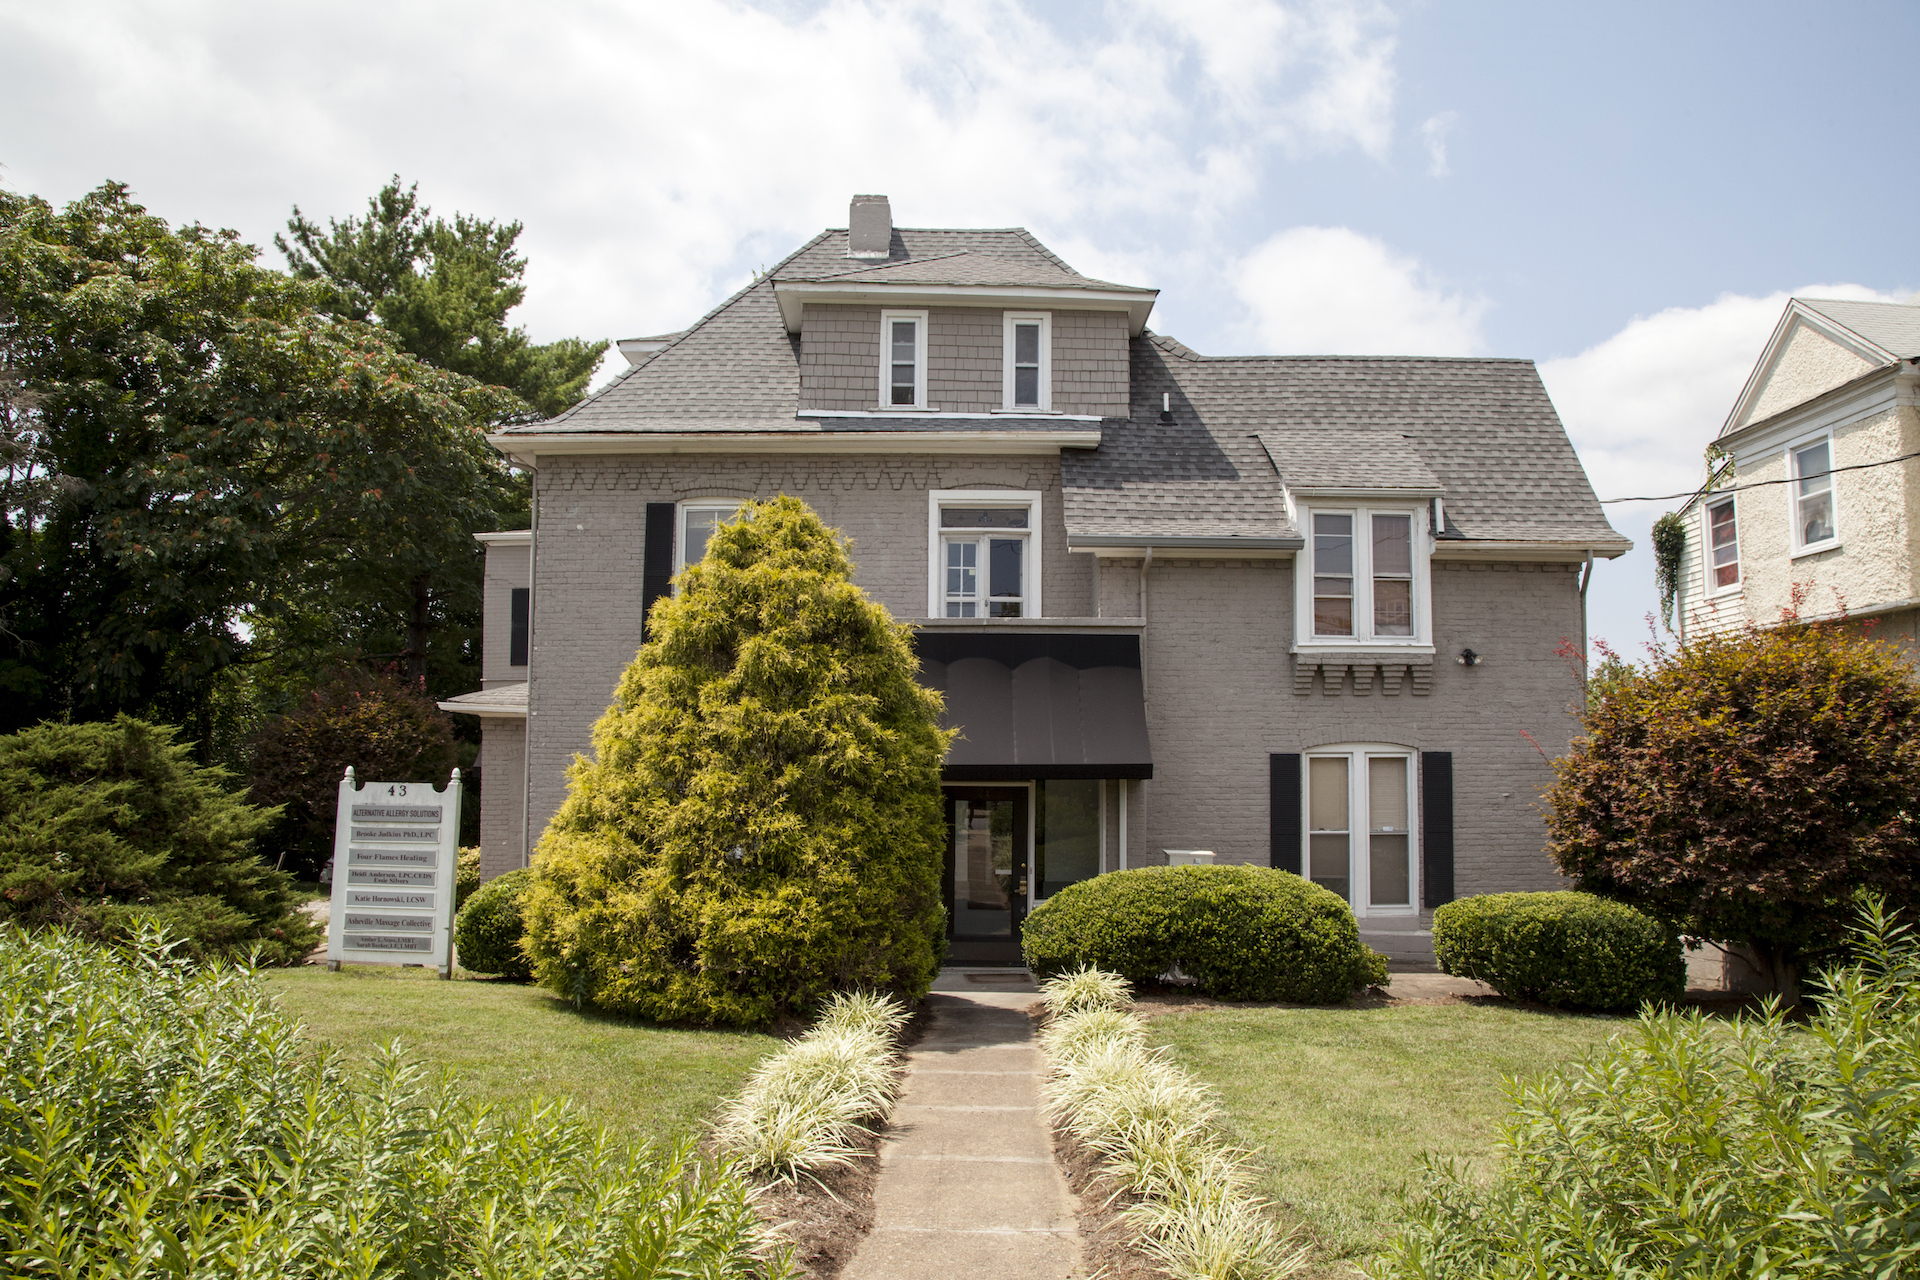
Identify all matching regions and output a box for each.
[944,786,1029,966]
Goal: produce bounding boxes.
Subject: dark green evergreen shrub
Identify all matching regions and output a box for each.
[1021,864,1385,1003]
[523,497,951,1026]
[457,867,533,978]
[0,924,779,1275]
[1377,901,1920,1279]
[1432,891,1683,1010]
[249,667,458,878]
[0,715,319,964]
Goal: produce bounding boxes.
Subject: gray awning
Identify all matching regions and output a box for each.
[914,632,1153,780]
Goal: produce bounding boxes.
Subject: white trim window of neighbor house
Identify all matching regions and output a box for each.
[880,310,928,409]
[1002,313,1051,411]
[1304,745,1417,916]
[928,490,1043,617]
[1302,507,1427,642]
[677,500,745,574]
[1791,437,1838,553]
[1705,496,1740,591]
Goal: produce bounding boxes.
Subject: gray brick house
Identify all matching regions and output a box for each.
[439,195,1628,964]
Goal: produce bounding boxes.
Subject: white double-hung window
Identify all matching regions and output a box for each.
[879,310,928,409]
[928,490,1042,618]
[1300,506,1428,644]
[1705,496,1740,591]
[677,500,745,573]
[1791,437,1838,553]
[1304,745,1417,915]
[1002,313,1051,411]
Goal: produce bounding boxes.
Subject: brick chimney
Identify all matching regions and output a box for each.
[848,194,892,259]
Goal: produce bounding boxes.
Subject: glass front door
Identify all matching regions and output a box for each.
[945,787,1029,965]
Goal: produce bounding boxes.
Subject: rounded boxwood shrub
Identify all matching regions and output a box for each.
[1021,864,1384,1004]
[1431,891,1683,1011]
[456,868,533,979]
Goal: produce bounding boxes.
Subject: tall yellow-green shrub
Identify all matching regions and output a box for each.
[522,497,951,1025]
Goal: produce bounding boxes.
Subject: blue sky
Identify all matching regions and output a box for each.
[4,0,1916,657]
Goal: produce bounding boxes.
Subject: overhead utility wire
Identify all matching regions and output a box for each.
[1599,450,1920,505]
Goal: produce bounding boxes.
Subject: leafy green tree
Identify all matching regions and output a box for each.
[1547,617,1920,999]
[0,182,521,733]
[522,497,952,1026]
[0,715,319,963]
[278,177,608,420]
[247,667,459,878]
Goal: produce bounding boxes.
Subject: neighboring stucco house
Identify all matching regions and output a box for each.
[440,195,1629,964]
[1675,297,1920,644]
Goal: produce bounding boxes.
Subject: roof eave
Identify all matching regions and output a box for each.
[1066,533,1304,552]
[772,281,1159,335]
[1431,539,1632,562]
[486,429,1103,464]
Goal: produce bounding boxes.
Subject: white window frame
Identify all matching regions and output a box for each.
[675,498,746,575]
[1788,432,1840,557]
[1299,744,1419,919]
[1293,503,1433,648]
[878,309,929,411]
[1702,494,1741,595]
[926,489,1044,619]
[1001,312,1052,412]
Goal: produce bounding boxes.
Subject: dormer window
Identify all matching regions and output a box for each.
[1296,503,1432,647]
[1002,313,1051,411]
[881,310,927,409]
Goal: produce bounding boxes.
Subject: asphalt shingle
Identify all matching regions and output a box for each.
[1797,298,1920,360]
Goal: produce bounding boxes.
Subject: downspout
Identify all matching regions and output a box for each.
[1579,549,1593,673]
[1128,546,1151,873]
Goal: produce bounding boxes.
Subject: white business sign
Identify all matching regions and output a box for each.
[325,766,462,977]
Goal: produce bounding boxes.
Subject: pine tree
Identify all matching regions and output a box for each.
[522,497,951,1026]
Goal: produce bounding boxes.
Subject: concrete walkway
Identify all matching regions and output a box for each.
[842,991,1082,1280]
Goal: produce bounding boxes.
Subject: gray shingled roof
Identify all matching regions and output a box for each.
[781,250,1150,293]
[1799,298,1920,360]
[1256,429,1442,493]
[1060,336,1627,550]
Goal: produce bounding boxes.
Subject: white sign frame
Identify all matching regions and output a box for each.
[324,766,462,978]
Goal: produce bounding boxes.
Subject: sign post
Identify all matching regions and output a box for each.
[324,766,462,978]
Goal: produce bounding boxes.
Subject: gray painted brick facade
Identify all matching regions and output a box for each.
[477,719,526,880]
[481,541,529,687]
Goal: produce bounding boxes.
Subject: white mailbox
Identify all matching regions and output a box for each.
[325,766,462,978]
[1163,849,1217,866]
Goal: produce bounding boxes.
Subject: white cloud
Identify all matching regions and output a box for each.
[0,0,1401,375]
[1539,283,1901,654]
[1419,111,1457,177]
[1233,226,1487,355]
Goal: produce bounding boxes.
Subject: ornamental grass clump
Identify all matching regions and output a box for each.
[0,924,786,1278]
[1037,963,1134,1017]
[1372,899,1920,1280]
[714,990,908,1183]
[1038,970,1306,1280]
[522,497,952,1026]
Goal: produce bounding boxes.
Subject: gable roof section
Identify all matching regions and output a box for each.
[1062,336,1627,553]
[1799,298,1920,360]
[1256,428,1442,495]
[1721,297,1920,436]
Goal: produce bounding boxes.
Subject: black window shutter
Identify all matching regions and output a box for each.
[1422,751,1455,908]
[641,503,676,642]
[1270,754,1302,873]
[508,588,529,667]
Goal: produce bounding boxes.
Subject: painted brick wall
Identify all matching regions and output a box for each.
[477,719,526,881]
[525,451,1091,843]
[481,540,530,687]
[1119,557,1584,904]
[799,304,1129,416]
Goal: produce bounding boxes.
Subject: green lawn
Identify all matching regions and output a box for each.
[1149,1000,1630,1276]
[264,966,778,1147]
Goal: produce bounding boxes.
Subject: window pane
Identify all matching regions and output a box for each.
[891,320,917,360]
[1313,513,1353,574]
[989,538,1023,616]
[683,506,734,566]
[1369,834,1410,906]
[1373,579,1412,636]
[1314,596,1353,636]
[1800,491,1835,545]
[1309,757,1348,831]
[1368,756,1408,832]
[1372,514,1412,575]
[1014,366,1039,405]
[1014,323,1040,365]
[946,539,976,599]
[1036,779,1100,897]
[891,381,915,406]
[1309,834,1350,901]
[942,507,1029,529]
[1795,441,1831,495]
